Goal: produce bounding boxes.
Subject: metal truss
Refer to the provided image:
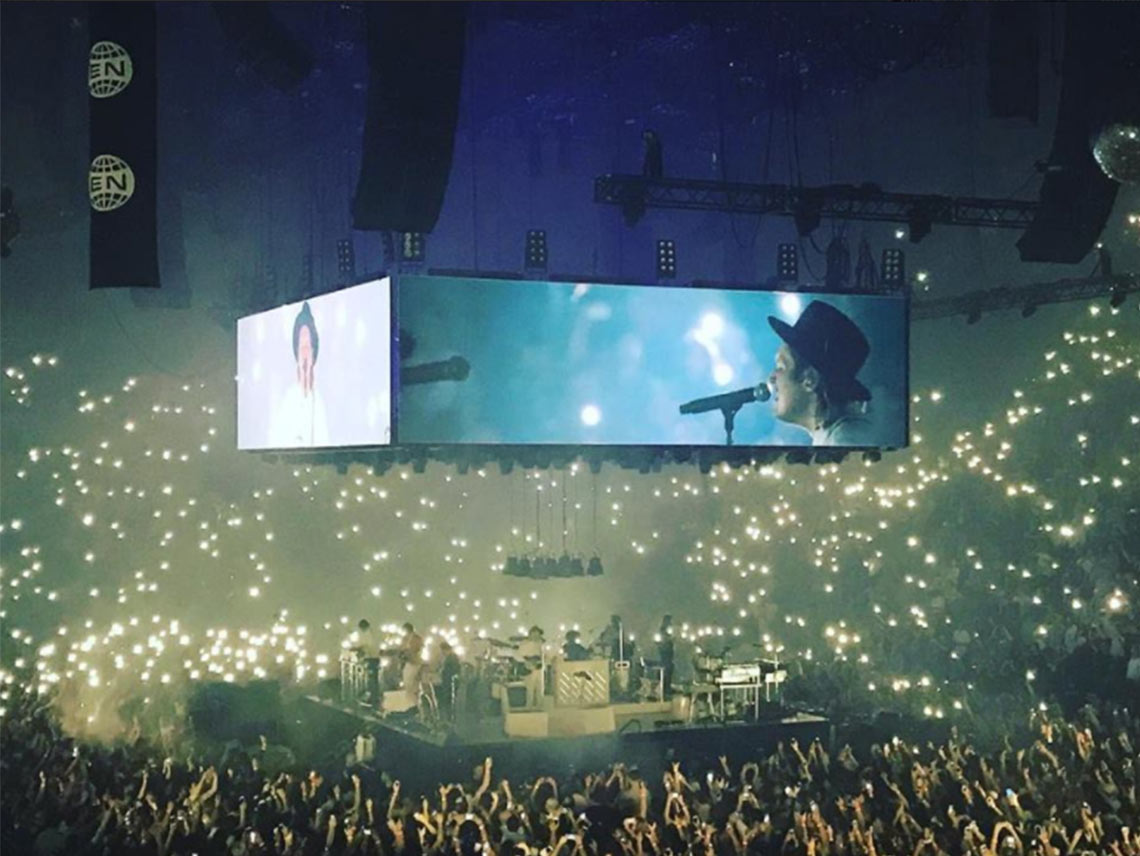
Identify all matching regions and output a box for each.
[594,174,1040,230]
[912,274,1139,321]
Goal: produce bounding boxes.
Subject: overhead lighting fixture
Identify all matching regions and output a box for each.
[793,197,822,237]
[400,232,426,263]
[907,205,933,244]
[776,243,798,282]
[524,229,548,270]
[656,239,676,279]
[336,237,355,277]
[881,249,905,289]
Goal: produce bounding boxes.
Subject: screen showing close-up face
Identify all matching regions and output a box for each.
[395,276,908,448]
[236,278,392,450]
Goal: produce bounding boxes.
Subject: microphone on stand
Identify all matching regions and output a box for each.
[679,382,770,415]
[399,356,470,387]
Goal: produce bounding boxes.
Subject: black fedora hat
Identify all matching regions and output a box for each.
[768,300,871,402]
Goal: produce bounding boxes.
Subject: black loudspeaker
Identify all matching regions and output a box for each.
[352,3,468,234]
[986,4,1039,123]
[211,3,314,92]
[1017,4,1139,262]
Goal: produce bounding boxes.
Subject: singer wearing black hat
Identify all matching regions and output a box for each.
[767,300,877,446]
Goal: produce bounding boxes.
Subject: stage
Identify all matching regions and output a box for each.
[299,694,829,788]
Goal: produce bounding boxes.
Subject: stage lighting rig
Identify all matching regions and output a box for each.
[792,195,822,237]
[907,204,934,244]
[503,554,599,579]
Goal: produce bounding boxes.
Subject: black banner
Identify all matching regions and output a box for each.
[89,2,159,288]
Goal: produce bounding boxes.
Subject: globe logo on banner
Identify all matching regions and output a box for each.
[89,155,135,211]
[88,41,133,98]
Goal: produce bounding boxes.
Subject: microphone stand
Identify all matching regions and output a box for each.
[720,403,745,446]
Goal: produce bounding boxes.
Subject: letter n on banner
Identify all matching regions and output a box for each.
[89,3,159,288]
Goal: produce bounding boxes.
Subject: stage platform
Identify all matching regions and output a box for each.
[299,695,829,789]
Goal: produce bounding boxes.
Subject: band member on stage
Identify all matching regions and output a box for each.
[767,300,877,447]
[437,640,461,720]
[562,629,589,662]
[353,619,379,656]
[657,615,675,698]
[271,301,330,448]
[597,614,629,661]
[517,625,545,708]
[350,619,381,703]
[400,622,425,706]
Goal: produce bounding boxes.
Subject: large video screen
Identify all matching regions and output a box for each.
[395,276,907,448]
[236,278,392,450]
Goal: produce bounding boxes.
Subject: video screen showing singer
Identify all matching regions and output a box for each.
[395,276,905,448]
[676,296,904,448]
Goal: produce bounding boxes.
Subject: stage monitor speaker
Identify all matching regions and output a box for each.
[505,683,528,710]
[352,3,468,234]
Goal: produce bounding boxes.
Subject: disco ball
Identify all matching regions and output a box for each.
[1092,123,1140,184]
[89,155,135,212]
[88,41,133,99]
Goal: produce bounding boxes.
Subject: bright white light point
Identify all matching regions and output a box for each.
[580,404,602,427]
[894,228,906,240]
[779,293,802,318]
[713,362,735,386]
[699,312,725,337]
[82,513,95,527]
[249,587,260,598]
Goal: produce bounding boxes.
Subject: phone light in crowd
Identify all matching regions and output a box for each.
[580,404,602,427]
[656,239,676,279]
[1106,592,1126,612]
[336,237,355,277]
[779,292,802,318]
[881,249,905,288]
[524,230,548,271]
[777,243,798,282]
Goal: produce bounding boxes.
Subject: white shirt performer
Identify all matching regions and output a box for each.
[271,301,330,448]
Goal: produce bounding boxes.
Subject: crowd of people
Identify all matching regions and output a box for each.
[4,674,1138,856]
